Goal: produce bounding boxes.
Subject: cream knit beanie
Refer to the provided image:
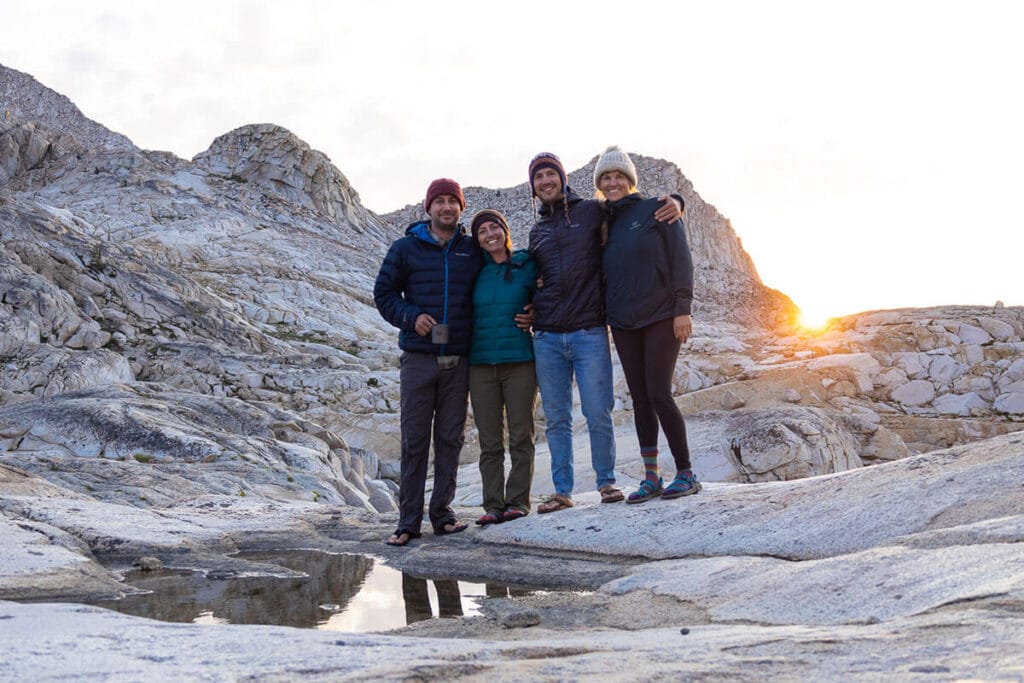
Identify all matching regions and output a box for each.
[593,145,638,189]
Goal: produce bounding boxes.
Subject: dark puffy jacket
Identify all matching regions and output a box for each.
[603,193,693,329]
[527,188,607,332]
[374,221,482,355]
[470,250,537,365]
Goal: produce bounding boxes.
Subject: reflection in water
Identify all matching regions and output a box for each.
[401,575,463,624]
[88,550,528,633]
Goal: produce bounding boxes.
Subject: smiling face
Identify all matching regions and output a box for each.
[532,167,564,205]
[598,170,635,202]
[476,220,508,261]
[427,194,462,233]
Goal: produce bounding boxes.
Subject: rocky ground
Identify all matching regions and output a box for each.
[3,64,1024,679]
[3,428,1024,680]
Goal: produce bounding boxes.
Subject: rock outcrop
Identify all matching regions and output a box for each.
[193,123,377,228]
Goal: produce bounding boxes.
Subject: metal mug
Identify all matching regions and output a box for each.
[431,323,450,345]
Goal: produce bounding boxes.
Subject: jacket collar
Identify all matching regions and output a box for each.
[406,220,465,246]
[538,186,583,218]
[605,192,644,217]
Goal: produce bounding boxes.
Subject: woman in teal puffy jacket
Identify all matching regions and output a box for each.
[468,209,539,524]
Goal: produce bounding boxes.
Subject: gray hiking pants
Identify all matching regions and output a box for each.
[397,352,469,535]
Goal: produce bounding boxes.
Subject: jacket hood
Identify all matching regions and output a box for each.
[405,220,465,244]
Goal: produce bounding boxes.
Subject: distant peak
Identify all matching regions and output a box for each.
[192,123,364,219]
[0,63,136,154]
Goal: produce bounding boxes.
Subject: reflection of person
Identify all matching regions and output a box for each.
[433,579,464,618]
[527,153,683,513]
[594,146,700,502]
[401,574,464,623]
[402,574,433,624]
[374,179,480,546]
[468,210,538,525]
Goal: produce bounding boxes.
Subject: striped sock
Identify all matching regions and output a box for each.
[641,447,659,482]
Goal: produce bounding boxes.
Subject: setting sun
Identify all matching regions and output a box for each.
[798,306,833,332]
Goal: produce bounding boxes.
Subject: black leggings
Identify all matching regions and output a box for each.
[611,318,691,470]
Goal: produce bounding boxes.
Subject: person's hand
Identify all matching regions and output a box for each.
[515,304,535,331]
[673,314,692,342]
[655,195,683,223]
[415,313,437,336]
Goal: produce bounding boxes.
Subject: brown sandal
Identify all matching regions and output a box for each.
[599,485,624,504]
[537,494,574,514]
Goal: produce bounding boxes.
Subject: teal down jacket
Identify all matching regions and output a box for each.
[469,249,537,365]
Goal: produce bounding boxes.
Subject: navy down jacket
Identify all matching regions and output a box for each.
[374,221,482,355]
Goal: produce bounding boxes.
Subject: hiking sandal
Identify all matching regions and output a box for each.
[661,471,701,499]
[627,477,664,504]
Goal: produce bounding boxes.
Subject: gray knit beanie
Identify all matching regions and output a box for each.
[593,145,638,189]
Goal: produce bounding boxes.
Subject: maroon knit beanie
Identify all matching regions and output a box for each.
[528,152,567,197]
[424,178,466,212]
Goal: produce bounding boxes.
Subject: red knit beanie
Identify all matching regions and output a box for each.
[424,178,466,212]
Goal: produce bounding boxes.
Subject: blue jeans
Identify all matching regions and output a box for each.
[533,327,616,496]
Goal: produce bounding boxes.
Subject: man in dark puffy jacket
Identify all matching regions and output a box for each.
[527,153,682,513]
[374,178,482,546]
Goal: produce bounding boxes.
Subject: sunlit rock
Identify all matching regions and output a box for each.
[891,380,936,406]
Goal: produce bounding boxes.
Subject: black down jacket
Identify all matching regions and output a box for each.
[527,188,607,333]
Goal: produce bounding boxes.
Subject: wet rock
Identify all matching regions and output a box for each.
[135,556,162,571]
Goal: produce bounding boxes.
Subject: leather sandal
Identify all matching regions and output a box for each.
[599,485,625,504]
[537,494,573,514]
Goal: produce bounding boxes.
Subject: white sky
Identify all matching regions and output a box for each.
[2,0,1021,325]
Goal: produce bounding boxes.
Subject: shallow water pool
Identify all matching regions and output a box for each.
[88,549,535,632]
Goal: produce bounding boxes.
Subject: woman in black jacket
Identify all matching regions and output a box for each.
[595,146,700,502]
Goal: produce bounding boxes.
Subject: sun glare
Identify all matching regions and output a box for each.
[798,308,832,332]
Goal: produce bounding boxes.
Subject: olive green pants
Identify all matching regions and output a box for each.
[469,361,538,514]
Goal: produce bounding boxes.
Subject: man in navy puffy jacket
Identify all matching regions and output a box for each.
[374,178,481,546]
